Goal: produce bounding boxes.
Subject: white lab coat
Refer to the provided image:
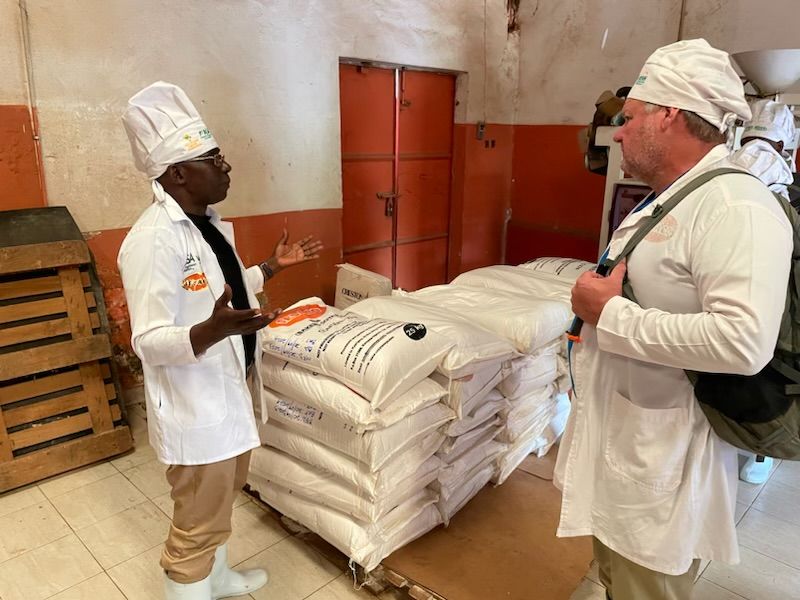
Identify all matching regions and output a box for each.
[118,191,265,465]
[730,139,793,200]
[554,145,792,575]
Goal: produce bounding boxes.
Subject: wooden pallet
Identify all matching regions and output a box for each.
[243,484,444,599]
[0,208,132,492]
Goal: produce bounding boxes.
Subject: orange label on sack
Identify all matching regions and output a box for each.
[268,304,327,328]
[181,272,208,292]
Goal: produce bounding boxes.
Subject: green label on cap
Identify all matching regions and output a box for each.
[635,75,647,85]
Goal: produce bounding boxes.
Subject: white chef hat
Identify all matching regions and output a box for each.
[627,39,751,132]
[121,81,218,180]
[743,99,796,147]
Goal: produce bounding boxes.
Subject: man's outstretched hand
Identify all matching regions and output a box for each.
[191,284,281,356]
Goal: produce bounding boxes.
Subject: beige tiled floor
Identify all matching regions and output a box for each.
[0,407,406,600]
[568,455,799,600]
[1,404,796,599]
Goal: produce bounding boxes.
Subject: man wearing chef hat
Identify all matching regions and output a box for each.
[118,81,321,599]
[563,40,793,599]
[732,98,796,201]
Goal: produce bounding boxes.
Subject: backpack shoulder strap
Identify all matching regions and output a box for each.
[604,167,750,270]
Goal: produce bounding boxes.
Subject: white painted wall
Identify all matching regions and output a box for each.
[514,0,681,125]
[0,0,28,104]
[13,0,519,231]
[683,0,800,97]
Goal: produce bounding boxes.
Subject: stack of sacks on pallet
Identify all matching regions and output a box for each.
[346,295,518,524]
[404,283,568,484]
[401,258,590,483]
[248,298,456,572]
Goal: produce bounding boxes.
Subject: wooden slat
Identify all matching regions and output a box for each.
[9,404,122,451]
[4,389,87,428]
[0,335,111,381]
[0,363,111,406]
[60,267,113,434]
[0,426,133,492]
[0,409,13,461]
[0,292,96,325]
[0,272,90,302]
[0,313,100,348]
[0,241,90,276]
[3,384,115,428]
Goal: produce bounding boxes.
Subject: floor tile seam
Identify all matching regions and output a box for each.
[228,530,294,569]
[41,468,121,501]
[72,497,155,533]
[737,504,800,530]
[697,576,749,600]
[73,499,165,570]
[736,540,800,572]
[0,531,74,568]
[119,459,167,499]
[299,568,351,600]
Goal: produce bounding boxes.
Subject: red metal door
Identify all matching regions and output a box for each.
[339,63,455,289]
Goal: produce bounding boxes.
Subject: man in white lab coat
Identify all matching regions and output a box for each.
[558,40,793,600]
[732,98,796,201]
[730,99,797,484]
[118,82,322,600]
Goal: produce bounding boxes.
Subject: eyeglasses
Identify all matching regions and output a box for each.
[181,154,227,169]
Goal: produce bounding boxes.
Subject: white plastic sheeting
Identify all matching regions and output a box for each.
[247,473,442,572]
[451,265,579,305]
[262,387,454,471]
[262,354,446,432]
[259,421,444,501]
[345,295,517,379]
[250,445,440,523]
[406,285,571,354]
[431,361,506,419]
[262,297,453,407]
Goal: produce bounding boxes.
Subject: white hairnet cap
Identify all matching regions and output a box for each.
[744,99,796,147]
[627,39,751,132]
[122,81,219,180]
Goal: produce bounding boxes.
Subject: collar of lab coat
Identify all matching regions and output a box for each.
[150,180,225,228]
[615,144,731,232]
[607,145,732,260]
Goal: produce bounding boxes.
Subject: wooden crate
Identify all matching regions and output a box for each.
[0,207,133,492]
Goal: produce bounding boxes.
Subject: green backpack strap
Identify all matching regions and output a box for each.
[605,167,750,303]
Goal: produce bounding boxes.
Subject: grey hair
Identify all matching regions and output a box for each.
[641,102,725,144]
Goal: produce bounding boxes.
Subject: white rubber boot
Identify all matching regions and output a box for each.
[163,572,212,599]
[740,455,773,485]
[210,543,268,599]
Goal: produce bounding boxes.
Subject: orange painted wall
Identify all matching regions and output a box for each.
[449,123,514,278]
[86,208,342,387]
[508,124,605,263]
[0,105,46,210]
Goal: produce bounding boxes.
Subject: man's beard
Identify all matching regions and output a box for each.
[620,127,664,185]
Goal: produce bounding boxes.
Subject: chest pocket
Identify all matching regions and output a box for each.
[603,391,692,493]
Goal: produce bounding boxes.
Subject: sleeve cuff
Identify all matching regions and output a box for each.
[595,295,634,352]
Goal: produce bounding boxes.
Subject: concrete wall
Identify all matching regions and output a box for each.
[0,0,26,105]
[17,0,519,231]
[515,0,681,125]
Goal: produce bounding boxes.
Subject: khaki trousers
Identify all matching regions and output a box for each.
[593,538,701,600]
[161,450,252,583]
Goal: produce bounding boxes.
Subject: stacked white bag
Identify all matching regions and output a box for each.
[249,298,456,571]
[346,295,518,524]
[416,257,595,484]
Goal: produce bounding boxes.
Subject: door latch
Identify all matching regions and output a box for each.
[376,192,397,217]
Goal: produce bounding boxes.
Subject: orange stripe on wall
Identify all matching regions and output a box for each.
[85,208,342,388]
[0,105,46,210]
[508,124,605,263]
[449,123,514,278]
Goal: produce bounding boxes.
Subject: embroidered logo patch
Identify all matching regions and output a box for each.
[645,214,678,242]
[181,272,208,292]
